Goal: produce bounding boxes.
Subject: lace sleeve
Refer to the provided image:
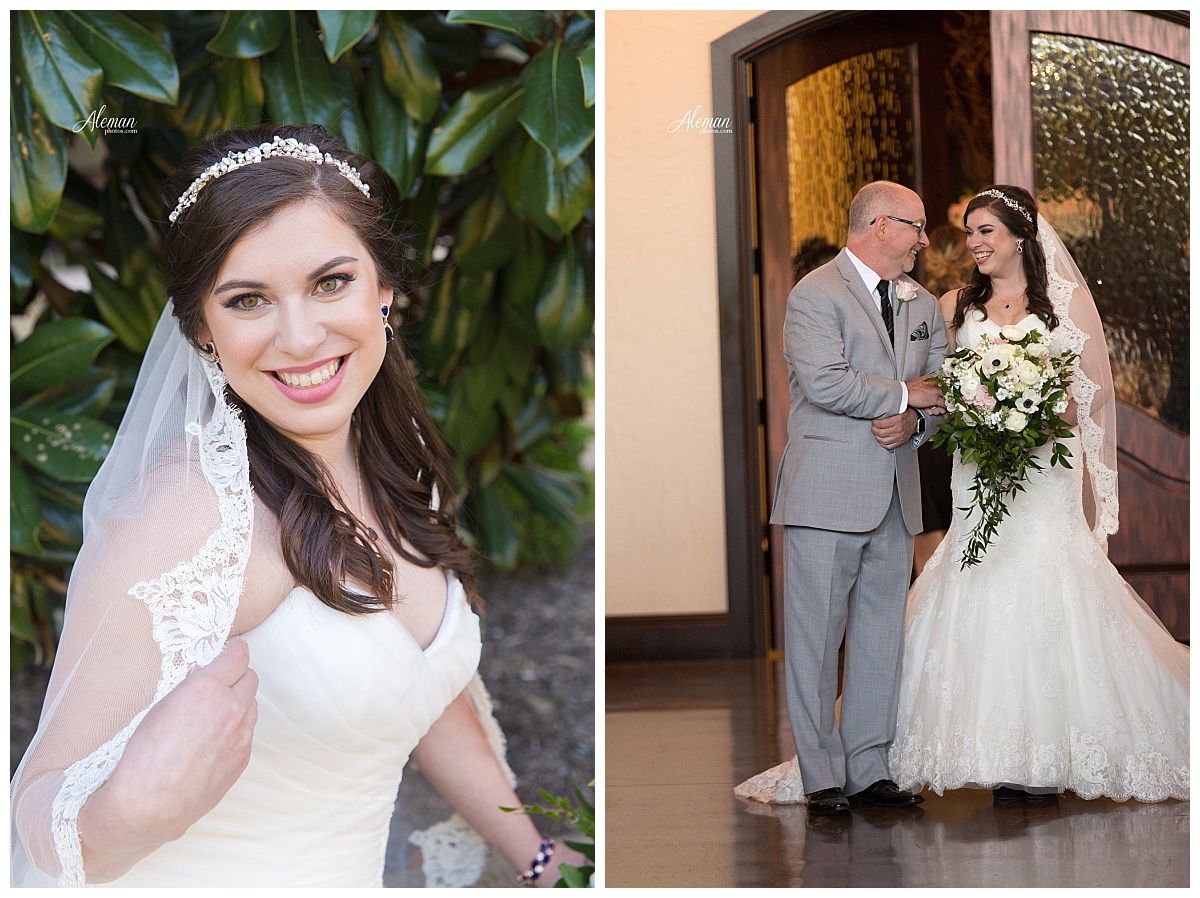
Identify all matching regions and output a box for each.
[11,394,252,887]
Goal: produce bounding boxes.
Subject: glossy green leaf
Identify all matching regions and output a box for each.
[519,41,594,169]
[425,77,524,176]
[10,573,40,648]
[366,59,428,196]
[11,410,115,483]
[512,394,558,451]
[330,62,370,156]
[212,56,264,126]
[11,462,43,555]
[86,263,158,353]
[11,229,41,304]
[578,45,595,108]
[470,479,519,569]
[206,11,287,59]
[379,13,442,124]
[102,177,153,284]
[417,271,477,376]
[11,318,115,398]
[501,224,548,308]
[61,11,179,104]
[502,462,581,525]
[444,10,554,43]
[535,239,591,351]
[443,374,501,458]
[262,14,343,131]
[10,80,68,234]
[18,367,118,418]
[517,141,593,239]
[13,11,104,142]
[46,196,103,242]
[455,185,517,273]
[456,270,497,312]
[318,11,376,63]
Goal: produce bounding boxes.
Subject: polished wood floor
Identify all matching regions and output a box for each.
[605,659,1189,888]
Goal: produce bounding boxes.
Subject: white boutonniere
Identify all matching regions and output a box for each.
[895,281,918,305]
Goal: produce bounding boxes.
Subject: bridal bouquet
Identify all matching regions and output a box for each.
[931,324,1078,569]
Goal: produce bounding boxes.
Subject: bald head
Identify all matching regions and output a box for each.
[845,181,928,279]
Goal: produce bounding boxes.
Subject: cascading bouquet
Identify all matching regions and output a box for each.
[931,323,1078,569]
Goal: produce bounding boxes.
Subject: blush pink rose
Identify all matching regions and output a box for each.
[973,385,996,410]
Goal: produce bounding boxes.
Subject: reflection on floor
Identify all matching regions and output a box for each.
[605,659,1189,888]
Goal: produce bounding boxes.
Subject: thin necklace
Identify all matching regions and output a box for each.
[992,289,1026,311]
[355,466,379,542]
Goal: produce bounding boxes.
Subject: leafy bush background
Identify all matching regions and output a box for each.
[10,10,595,668]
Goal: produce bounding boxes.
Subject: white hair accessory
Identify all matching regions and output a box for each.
[168,135,370,224]
[977,188,1034,224]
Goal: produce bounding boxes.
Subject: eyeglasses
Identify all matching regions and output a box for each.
[872,215,926,236]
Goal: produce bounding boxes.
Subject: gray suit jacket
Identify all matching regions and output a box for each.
[769,249,949,535]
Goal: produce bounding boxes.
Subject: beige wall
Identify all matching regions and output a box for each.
[605,11,763,617]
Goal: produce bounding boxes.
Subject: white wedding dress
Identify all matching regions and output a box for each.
[737,311,1189,804]
[887,311,1189,800]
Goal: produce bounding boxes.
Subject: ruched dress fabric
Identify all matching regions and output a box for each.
[887,312,1189,802]
[101,575,480,887]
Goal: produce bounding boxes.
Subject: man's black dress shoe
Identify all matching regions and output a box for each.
[848,779,924,808]
[806,787,851,816]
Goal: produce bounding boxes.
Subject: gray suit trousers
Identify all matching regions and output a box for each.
[783,484,912,795]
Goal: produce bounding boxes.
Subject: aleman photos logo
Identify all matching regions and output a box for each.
[667,104,733,135]
[74,104,138,136]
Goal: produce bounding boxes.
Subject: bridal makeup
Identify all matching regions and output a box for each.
[198,197,392,451]
[964,209,1020,278]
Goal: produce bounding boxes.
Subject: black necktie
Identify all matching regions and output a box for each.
[877,280,894,346]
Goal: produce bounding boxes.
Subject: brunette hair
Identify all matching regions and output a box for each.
[922,223,974,298]
[160,123,477,612]
[952,185,1059,332]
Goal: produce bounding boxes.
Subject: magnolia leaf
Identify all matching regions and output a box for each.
[317,10,376,63]
[11,318,115,398]
[10,83,69,234]
[425,77,524,176]
[11,411,115,483]
[444,10,554,43]
[519,41,594,170]
[61,11,179,104]
[206,11,287,59]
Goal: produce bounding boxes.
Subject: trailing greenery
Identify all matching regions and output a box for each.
[504,779,595,887]
[10,10,594,669]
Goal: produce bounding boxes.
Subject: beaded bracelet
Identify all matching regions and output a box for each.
[515,837,556,886]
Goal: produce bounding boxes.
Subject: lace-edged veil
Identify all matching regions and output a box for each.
[11,303,252,886]
[1038,213,1119,546]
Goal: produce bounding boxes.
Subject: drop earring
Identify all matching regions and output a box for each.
[381,304,394,343]
[202,341,222,369]
[1016,241,1023,254]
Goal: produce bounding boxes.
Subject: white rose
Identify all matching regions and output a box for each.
[958,371,982,396]
[1016,390,1042,413]
[895,281,919,303]
[1000,324,1027,342]
[1025,341,1050,359]
[1004,410,1029,432]
[1016,360,1042,386]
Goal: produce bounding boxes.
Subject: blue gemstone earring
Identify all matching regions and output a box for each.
[381,304,394,343]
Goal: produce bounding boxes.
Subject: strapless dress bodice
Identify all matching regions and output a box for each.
[104,573,480,887]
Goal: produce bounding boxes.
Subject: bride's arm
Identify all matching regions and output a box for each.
[411,690,588,886]
[938,289,960,350]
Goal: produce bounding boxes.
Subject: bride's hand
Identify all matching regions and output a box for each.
[538,844,591,887]
[78,639,258,881]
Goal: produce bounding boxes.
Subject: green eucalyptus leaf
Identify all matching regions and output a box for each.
[11,411,115,483]
[444,10,554,43]
[10,77,69,234]
[535,239,591,351]
[61,11,179,104]
[11,318,115,398]
[262,14,343,129]
[366,58,429,196]
[455,185,517,273]
[212,56,264,126]
[13,10,105,142]
[86,263,158,353]
[206,11,287,59]
[11,462,43,555]
[379,13,442,124]
[425,77,524,177]
[517,140,593,239]
[317,11,376,63]
[519,41,594,170]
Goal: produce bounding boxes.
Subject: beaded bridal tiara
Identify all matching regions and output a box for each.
[168,135,371,224]
[977,188,1033,223]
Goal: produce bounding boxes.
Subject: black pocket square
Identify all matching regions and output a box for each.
[910,322,929,341]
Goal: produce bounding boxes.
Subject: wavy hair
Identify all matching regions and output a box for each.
[160,123,478,612]
[952,185,1059,332]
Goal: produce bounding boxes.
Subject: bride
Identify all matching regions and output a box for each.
[738,185,1189,806]
[11,125,584,886]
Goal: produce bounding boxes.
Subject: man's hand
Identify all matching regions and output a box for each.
[873,408,919,450]
[905,375,944,411]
